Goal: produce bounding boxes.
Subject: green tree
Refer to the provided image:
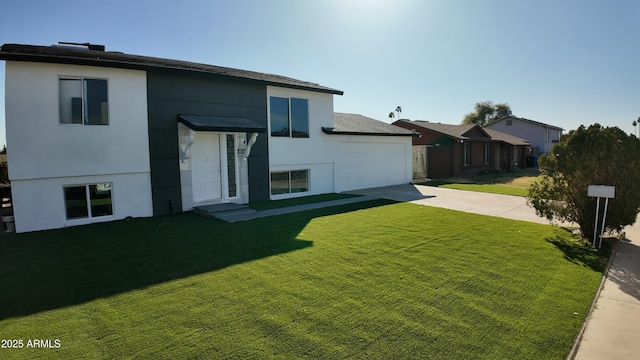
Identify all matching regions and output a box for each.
[461,101,511,126]
[388,112,395,120]
[527,124,640,241]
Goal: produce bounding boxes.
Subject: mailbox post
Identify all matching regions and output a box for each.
[587,185,615,248]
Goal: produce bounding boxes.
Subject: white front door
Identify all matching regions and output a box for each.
[191,133,222,203]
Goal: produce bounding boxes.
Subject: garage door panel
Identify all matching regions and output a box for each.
[336,141,408,192]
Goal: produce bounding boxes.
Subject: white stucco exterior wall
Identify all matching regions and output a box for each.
[266,86,412,198]
[4,61,153,232]
[11,173,152,232]
[5,61,151,179]
[267,86,336,198]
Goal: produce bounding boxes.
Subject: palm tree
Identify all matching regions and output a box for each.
[395,106,402,120]
[389,112,395,121]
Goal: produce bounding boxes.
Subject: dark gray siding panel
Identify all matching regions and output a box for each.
[149,128,180,159]
[150,157,182,215]
[147,70,269,215]
[248,133,270,202]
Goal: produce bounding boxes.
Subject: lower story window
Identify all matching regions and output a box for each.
[270,170,309,195]
[64,183,113,220]
[463,143,470,166]
[484,143,491,164]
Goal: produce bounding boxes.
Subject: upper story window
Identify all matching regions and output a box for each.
[547,128,561,143]
[270,96,309,138]
[59,78,109,125]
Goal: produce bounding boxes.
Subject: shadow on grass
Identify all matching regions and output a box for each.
[546,235,611,273]
[348,185,435,202]
[0,199,395,320]
[418,180,455,187]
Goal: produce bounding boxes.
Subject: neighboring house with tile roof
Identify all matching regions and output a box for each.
[484,115,563,155]
[0,42,412,232]
[393,120,530,179]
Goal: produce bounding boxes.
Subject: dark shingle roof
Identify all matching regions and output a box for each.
[178,115,265,133]
[483,128,530,146]
[408,120,480,140]
[0,43,343,95]
[397,120,530,146]
[323,113,415,136]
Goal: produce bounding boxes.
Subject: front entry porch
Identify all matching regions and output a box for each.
[177,114,265,211]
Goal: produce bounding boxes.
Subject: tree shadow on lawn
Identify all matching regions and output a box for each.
[0,199,395,320]
[546,233,611,273]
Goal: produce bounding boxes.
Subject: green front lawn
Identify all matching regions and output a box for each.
[421,171,541,197]
[0,201,608,359]
[429,182,530,196]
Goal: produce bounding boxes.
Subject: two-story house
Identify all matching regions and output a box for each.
[484,115,563,156]
[0,42,414,233]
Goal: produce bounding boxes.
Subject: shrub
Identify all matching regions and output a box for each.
[528,124,640,240]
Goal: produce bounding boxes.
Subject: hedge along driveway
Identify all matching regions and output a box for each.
[0,201,608,359]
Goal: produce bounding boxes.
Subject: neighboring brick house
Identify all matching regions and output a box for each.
[484,115,563,155]
[393,120,530,179]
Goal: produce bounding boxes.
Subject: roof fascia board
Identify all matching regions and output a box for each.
[409,123,465,140]
[0,47,344,96]
[321,127,416,136]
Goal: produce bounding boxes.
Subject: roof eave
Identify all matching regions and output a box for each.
[321,127,416,136]
[0,49,344,96]
[398,121,467,140]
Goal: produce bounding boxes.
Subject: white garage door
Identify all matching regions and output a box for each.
[336,140,409,192]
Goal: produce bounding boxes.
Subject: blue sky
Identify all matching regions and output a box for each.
[1,0,639,147]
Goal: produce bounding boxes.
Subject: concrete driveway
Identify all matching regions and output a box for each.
[349,183,567,226]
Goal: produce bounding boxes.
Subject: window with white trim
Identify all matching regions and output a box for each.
[59,78,109,125]
[270,96,309,138]
[546,128,560,143]
[271,170,309,195]
[64,183,113,219]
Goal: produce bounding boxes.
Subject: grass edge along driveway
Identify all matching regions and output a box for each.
[419,172,541,197]
[0,200,608,359]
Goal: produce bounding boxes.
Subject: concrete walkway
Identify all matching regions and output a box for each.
[196,195,379,222]
[349,184,638,360]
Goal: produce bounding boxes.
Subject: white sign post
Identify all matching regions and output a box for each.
[587,185,615,248]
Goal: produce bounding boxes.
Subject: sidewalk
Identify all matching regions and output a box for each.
[572,221,640,359]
